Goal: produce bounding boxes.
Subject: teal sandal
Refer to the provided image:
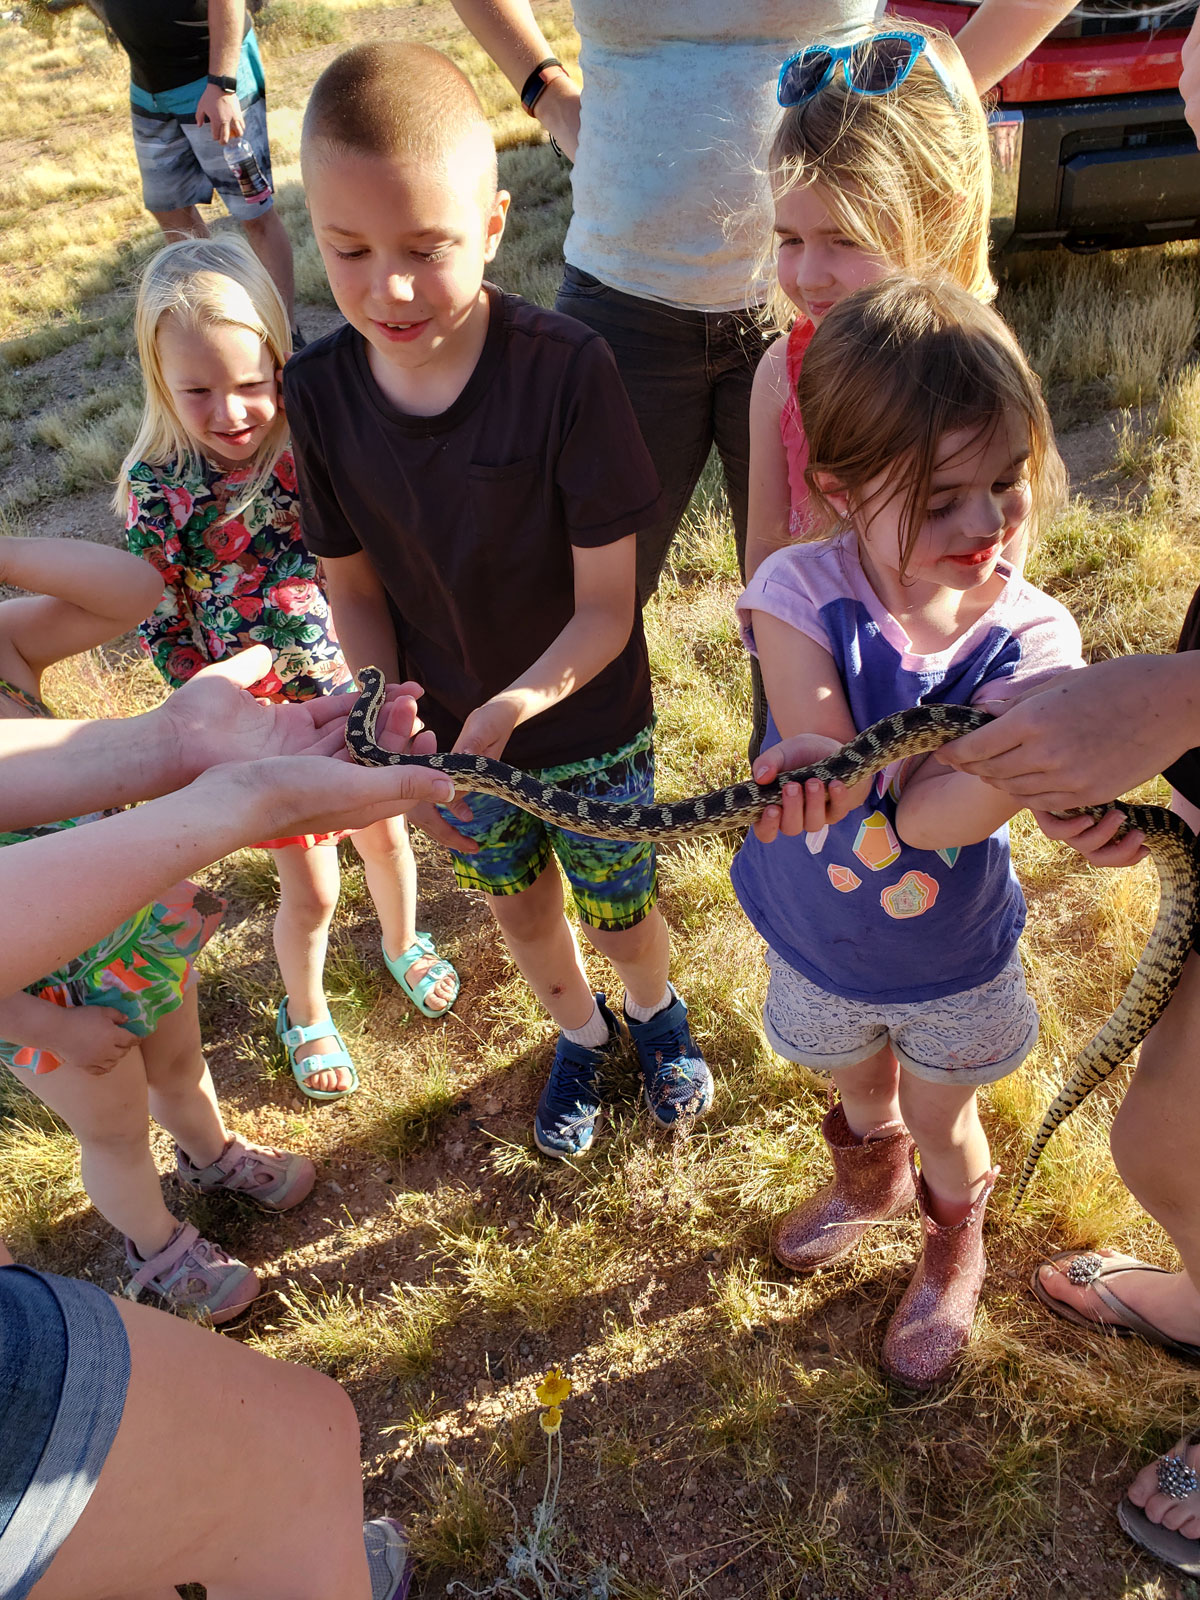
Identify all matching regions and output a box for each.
[383,932,459,1019]
[276,998,360,1102]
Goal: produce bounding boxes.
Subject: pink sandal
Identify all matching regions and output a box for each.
[176,1133,315,1211]
[124,1221,260,1324]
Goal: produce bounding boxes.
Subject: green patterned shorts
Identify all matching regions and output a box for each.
[440,727,657,931]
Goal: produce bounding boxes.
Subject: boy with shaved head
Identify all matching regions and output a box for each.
[285,42,713,1157]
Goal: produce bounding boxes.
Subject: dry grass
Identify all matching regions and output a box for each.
[3,6,1200,1598]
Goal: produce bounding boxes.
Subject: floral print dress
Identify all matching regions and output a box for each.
[126,447,352,849]
[125,448,351,700]
[0,679,225,1076]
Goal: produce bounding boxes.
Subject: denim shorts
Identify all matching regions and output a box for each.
[0,1267,130,1600]
[441,727,658,931]
[131,94,274,220]
[762,947,1039,1085]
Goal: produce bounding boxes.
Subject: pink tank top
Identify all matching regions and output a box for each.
[779,317,815,537]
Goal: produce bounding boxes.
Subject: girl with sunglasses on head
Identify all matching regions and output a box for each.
[735,276,1083,1391]
[745,18,995,586]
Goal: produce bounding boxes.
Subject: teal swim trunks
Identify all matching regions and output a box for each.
[441,726,657,931]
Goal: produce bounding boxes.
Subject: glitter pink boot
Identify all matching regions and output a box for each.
[880,1162,998,1392]
[770,1101,916,1273]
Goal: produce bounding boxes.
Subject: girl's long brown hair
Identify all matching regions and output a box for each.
[798,276,1065,575]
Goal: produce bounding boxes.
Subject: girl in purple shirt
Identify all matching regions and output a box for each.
[735,276,1082,1391]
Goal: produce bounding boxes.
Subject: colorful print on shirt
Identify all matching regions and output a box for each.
[731,530,1085,1005]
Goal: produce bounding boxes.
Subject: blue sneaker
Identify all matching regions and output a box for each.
[534,994,623,1159]
[625,986,714,1128]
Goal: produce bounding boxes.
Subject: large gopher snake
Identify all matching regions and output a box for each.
[346,665,1200,1200]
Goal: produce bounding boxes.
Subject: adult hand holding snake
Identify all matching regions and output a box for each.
[938,656,1200,810]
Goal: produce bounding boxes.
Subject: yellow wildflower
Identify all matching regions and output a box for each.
[539,1404,563,1435]
[536,1368,571,1407]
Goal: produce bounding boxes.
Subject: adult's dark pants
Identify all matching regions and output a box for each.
[554,262,771,760]
[554,262,767,603]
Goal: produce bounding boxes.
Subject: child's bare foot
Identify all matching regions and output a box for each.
[292,1028,355,1094]
[276,1000,359,1101]
[382,934,459,1018]
[1032,1250,1200,1355]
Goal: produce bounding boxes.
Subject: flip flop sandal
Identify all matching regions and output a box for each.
[1030,1249,1200,1363]
[276,998,360,1102]
[1117,1443,1200,1578]
[383,932,459,1019]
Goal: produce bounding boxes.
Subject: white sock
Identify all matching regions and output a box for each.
[624,985,672,1024]
[562,999,611,1049]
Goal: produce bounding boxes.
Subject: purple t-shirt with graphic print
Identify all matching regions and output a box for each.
[732,531,1084,1005]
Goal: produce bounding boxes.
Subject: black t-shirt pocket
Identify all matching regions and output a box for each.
[463,456,565,676]
[465,457,550,579]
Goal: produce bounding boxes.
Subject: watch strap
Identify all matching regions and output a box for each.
[519,58,565,116]
[207,72,239,93]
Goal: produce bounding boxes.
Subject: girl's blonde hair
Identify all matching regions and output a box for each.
[764,16,993,329]
[114,234,291,519]
[799,275,1065,576]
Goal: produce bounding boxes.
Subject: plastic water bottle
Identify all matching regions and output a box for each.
[222,137,272,205]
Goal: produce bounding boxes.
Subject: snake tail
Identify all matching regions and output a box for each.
[1009,804,1200,1207]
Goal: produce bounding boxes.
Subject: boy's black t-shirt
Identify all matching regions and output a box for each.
[283,287,659,770]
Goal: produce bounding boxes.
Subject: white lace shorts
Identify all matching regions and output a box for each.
[762,948,1039,1085]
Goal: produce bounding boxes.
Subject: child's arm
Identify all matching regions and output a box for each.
[0,536,165,685]
[751,610,876,826]
[318,552,402,682]
[453,535,636,759]
[894,754,1022,850]
[745,341,794,580]
[0,992,137,1077]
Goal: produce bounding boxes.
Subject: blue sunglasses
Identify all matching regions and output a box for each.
[777,31,960,109]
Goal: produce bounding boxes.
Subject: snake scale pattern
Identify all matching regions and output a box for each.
[346,664,1200,1202]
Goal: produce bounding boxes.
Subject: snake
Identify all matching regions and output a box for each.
[346,664,1200,1202]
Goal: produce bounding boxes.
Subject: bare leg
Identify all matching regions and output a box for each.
[487,867,595,1030]
[240,208,295,322]
[142,987,228,1170]
[28,1294,370,1600]
[898,1075,992,1225]
[831,1042,903,1135]
[584,905,671,1011]
[271,843,352,1095]
[352,816,456,1013]
[150,206,209,242]
[7,1046,179,1259]
[1034,949,1200,1344]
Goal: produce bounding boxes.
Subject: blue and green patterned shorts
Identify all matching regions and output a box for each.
[441,727,657,931]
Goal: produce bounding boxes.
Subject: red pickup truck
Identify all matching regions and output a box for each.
[892,0,1200,251]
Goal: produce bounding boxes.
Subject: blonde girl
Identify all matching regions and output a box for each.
[745,17,994,580]
[0,533,316,1322]
[735,277,1080,1390]
[117,236,458,1104]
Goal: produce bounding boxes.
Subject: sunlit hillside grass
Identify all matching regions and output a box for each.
[2,6,1200,1597]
